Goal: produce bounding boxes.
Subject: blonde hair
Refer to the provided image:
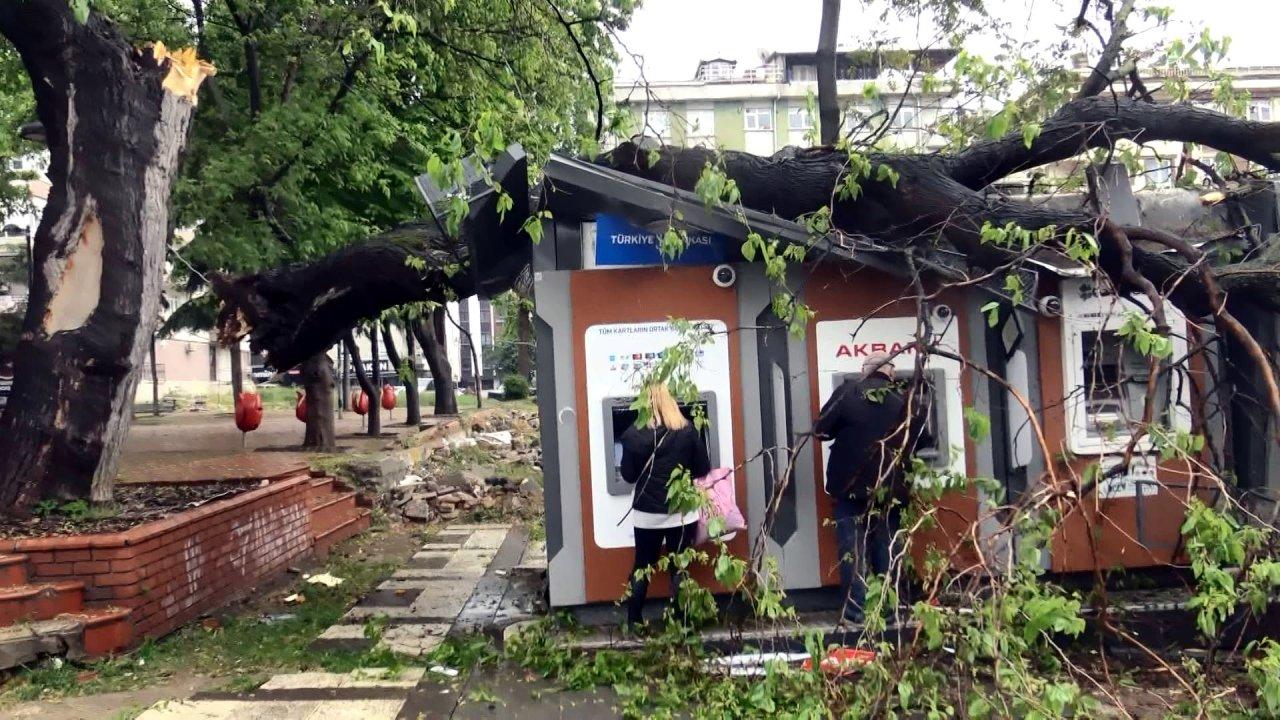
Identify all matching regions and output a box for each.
[646,382,689,431]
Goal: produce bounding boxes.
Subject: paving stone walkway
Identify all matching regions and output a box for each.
[135,523,557,720]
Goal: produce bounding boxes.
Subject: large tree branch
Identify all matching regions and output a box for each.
[214,221,473,369]
[1075,0,1136,100]
[950,96,1280,189]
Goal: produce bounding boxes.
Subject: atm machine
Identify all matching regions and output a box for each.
[814,315,966,481]
[583,320,736,550]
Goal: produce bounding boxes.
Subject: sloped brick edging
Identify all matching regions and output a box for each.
[0,472,314,644]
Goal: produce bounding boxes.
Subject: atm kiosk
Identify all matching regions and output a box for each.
[528,152,984,607]
[525,151,1213,610]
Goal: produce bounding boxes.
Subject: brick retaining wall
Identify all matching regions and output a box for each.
[1,474,313,640]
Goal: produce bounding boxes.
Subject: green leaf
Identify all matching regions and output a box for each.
[72,0,90,23]
[1021,122,1042,148]
[986,110,1010,139]
[980,301,1001,327]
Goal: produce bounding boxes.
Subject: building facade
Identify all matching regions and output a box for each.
[614,48,961,156]
[445,295,504,390]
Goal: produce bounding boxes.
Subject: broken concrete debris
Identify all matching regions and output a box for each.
[393,408,542,523]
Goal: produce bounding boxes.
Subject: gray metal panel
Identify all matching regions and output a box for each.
[964,292,1006,568]
[782,276,821,589]
[532,218,558,272]
[736,262,820,589]
[736,264,773,555]
[533,269,586,606]
[1014,306,1049,571]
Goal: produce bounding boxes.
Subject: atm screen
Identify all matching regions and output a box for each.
[603,394,719,496]
[831,370,944,463]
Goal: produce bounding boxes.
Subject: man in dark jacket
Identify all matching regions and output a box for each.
[815,351,927,623]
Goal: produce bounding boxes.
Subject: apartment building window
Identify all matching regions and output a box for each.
[888,101,920,130]
[1249,99,1273,122]
[685,107,716,147]
[787,105,813,130]
[787,104,814,145]
[644,109,671,140]
[789,64,817,82]
[1142,157,1173,187]
[744,107,773,132]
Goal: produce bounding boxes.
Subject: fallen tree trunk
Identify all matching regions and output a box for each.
[215,95,1280,421]
[214,221,473,371]
[0,3,212,509]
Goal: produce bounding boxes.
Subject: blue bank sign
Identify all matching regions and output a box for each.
[592,213,738,267]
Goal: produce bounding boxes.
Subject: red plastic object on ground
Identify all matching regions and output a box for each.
[235,391,263,432]
[294,390,307,422]
[802,647,876,675]
[350,390,369,415]
[380,383,397,411]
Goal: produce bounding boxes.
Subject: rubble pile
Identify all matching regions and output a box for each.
[393,408,543,523]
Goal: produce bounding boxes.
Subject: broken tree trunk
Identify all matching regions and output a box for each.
[413,309,457,415]
[0,3,212,509]
[300,350,335,450]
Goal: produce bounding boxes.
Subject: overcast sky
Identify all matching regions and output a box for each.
[614,0,1277,82]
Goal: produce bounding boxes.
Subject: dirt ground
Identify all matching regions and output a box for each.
[116,411,430,484]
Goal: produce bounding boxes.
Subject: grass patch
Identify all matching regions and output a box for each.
[0,537,409,704]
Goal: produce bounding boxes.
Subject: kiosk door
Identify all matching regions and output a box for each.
[584,321,735,549]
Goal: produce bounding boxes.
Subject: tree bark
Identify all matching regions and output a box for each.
[149,335,160,417]
[412,309,457,415]
[369,327,382,434]
[816,0,841,145]
[343,331,379,437]
[0,2,209,509]
[381,320,420,426]
[229,339,244,398]
[300,351,335,450]
[402,315,423,425]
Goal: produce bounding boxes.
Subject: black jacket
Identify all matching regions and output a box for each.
[815,373,927,503]
[620,423,712,514]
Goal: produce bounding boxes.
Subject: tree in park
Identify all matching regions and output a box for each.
[0,0,214,508]
[0,0,628,509]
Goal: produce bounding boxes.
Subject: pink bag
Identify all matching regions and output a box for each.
[695,467,746,545]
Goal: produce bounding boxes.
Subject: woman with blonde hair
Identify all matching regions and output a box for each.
[619,381,711,626]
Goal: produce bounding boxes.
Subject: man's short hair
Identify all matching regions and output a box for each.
[862,352,894,376]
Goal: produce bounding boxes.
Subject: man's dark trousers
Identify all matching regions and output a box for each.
[834,495,901,621]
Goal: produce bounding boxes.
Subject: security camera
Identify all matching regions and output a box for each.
[1037,295,1063,317]
[931,304,953,323]
[712,264,737,288]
